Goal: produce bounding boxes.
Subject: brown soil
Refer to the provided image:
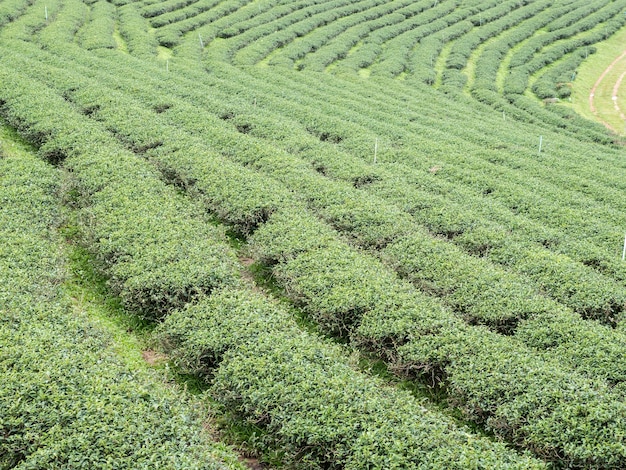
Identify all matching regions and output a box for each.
[241,457,267,469]
[141,349,168,366]
[239,257,255,267]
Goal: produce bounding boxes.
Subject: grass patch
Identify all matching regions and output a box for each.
[157,45,173,60]
[113,22,128,53]
[567,22,626,132]
[60,218,155,370]
[0,117,37,159]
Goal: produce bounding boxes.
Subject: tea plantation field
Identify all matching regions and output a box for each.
[3,0,626,468]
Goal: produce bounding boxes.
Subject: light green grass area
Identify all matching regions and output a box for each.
[62,231,155,371]
[567,23,626,134]
[434,40,454,88]
[0,119,37,158]
[113,23,129,53]
[157,44,173,60]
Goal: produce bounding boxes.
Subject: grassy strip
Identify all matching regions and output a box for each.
[568,22,626,132]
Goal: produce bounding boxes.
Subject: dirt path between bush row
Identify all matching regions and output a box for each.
[612,69,626,121]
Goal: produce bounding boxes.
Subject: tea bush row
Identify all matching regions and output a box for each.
[0,148,244,470]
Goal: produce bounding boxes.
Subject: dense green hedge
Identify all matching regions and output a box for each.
[251,208,626,466]
[38,0,89,44]
[76,0,117,50]
[118,3,158,57]
[158,289,544,469]
[0,0,31,27]
[0,0,62,42]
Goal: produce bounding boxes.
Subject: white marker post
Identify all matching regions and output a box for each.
[199,34,204,49]
[538,135,543,155]
[166,60,169,72]
[374,138,378,164]
[45,5,48,20]
[622,233,626,261]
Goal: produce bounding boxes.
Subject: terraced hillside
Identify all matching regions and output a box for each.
[3,0,626,468]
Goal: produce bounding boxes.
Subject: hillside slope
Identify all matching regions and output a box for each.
[3,0,626,468]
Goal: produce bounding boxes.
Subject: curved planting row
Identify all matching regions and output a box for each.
[249,208,626,468]
[0,0,62,42]
[161,0,614,138]
[450,0,608,94]
[76,0,117,50]
[141,0,200,19]
[469,0,590,94]
[0,0,33,27]
[148,0,223,29]
[95,14,620,312]
[117,3,158,57]
[151,0,625,134]
[444,0,552,79]
[0,58,547,470]
[349,0,496,78]
[38,0,89,44]
[231,66,626,271]
[508,0,617,70]
[1,66,241,321]
[159,288,544,470]
[195,64,626,315]
[0,128,244,470]
[268,0,432,70]
[153,0,251,48]
[502,0,626,99]
[230,0,392,67]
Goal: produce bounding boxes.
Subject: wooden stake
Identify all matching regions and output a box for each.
[374,138,378,164]
[199,34,204,49]
[622,233,626,261]
[166,60,169,72]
